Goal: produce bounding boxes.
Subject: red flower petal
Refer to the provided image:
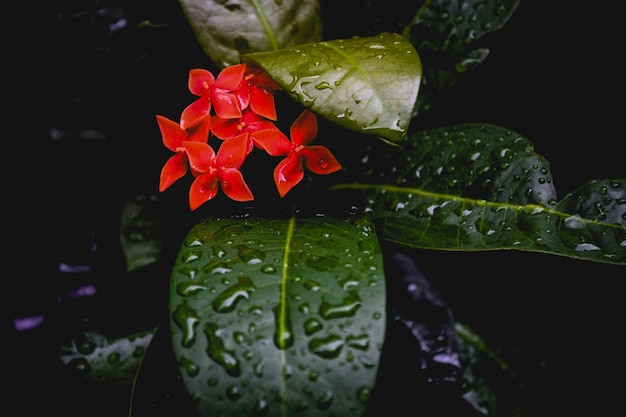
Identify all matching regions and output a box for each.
[219,169,254,201]
[250,84,277,120]
[188,69,214,96]
[211,110,275,140]
[183,141,215,174]
[290,110,318,146]
[189,173,219,210]
[251,129,292,156]
[156,115,185,151]
[216,133,251,169]
[212,92,243,119]
[210,116,240,140]
[299,146,342,175]
[180,96,211,129]
[274,154,304,197]
[159,153,188,192]
[215,63,246,90]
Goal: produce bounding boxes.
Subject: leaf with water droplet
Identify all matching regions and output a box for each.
[59,330,154,384]
[179,0,323,68]
[168,213,386,416]
[331,123,626,264]
[242,32,422,146]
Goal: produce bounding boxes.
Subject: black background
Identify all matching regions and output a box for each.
[8,1,625,416]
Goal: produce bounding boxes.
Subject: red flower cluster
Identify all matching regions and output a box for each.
[156,63,342,210]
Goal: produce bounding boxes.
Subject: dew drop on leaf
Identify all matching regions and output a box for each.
[309,335,344,359]
[212,276,256,313]
[176,281,207,297]
[303,318,323,335]
[203,322,241,377]
[317,389,334,410]
[319,290,362,319]
[172,301,200,348]
[226,384,242,401]
[179,356,200,377]
[356,386,371,403]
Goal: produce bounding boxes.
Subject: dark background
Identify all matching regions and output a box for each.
[8,1,624,416]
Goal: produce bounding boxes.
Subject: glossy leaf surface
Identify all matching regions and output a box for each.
[179,0,323,68]
[242,32,422,146]
[169,214,386,417]
[331,124,626,264]
[404,0,521,114]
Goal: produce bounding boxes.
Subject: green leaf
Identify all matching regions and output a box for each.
[168,213,386,417]
[242,32,422,146]
[60,330,154,384]
[330,124,626,264]
[404,0,521,114]
[178,0,323,68]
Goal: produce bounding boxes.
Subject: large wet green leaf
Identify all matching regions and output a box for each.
[404,0,521,114]
[169,213,386,417]
[179,0,323,68]
[242,32,422,146]
[331,124,626,264]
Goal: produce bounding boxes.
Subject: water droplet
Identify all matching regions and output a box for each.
[67,357,91,375]
[317,389,334,410]
[253,360,265,377]
[356,386,371,403]
[260,264,276,274]
[172,301,200,347]
[212,276,256,313]
[212,245,226,258]
[236,244,265,264]
[132,346,145,358]
[302,280,321,292]
[226,384,242,401]
[176,281,207,297]
[298,302,310,314]
[272,303,294,349]
[204,322,241,377]
[346,334,370,350]
[319,290,362,319]
[181,248,202,263]
[309,335,344,358]
[179,356,200,377]
[203,260,233,274]
[75,336,96,355]
[303,318,323,335]
[107,352,120,364]
[338,274,360,290]
[179,266,198,280]
[575,243,601,251]
[252,397,268,417]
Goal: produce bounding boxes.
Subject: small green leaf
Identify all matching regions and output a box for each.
[242,32,422,146]
[331,123,626,264]
[169,213,386,417]
[179,0,323,68]
[60,330,154,384]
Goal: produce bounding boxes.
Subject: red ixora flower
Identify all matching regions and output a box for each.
[181,63,248,128]
[243,63,280,120]
[183,132,254,210]
[211,107,282,153]
[252,110,342,197]
[181,63,280,129]
[156,114,211,192]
